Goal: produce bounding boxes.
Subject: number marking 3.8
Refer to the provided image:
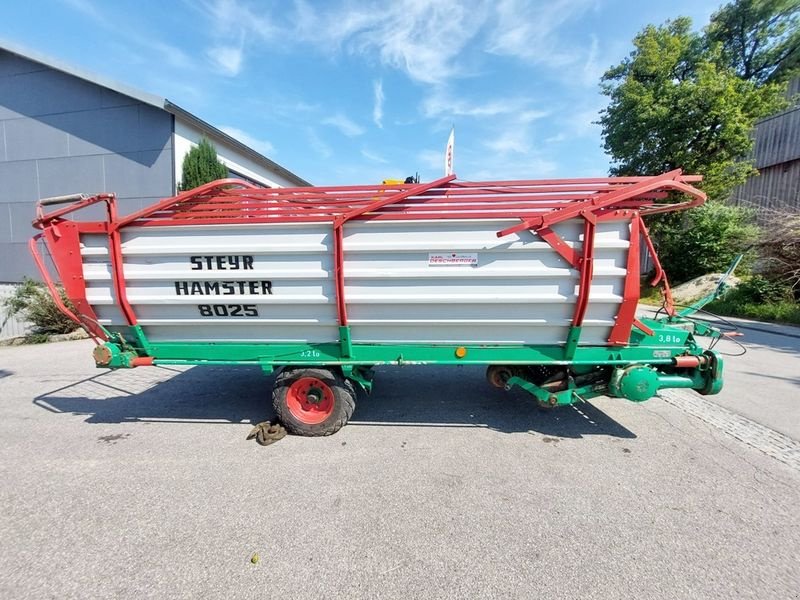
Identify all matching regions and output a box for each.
[657,334,681,344]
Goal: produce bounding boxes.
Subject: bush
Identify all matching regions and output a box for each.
[1,278,78,336]
[706,275,799,325]
[649,202,759,284]
[730,275,793,304]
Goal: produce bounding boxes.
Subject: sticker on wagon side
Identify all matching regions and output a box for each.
[428,252,478,266]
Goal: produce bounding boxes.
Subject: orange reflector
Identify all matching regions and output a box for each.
[455,347,467,358]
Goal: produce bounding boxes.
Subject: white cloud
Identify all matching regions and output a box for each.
[487,0,597,67]
[360,148,389,163]
[422,91,547,121]
[61,0,195,70]
[199,0,279,40]
[469,155,559,180]
[306,127,332,158]
[417,149,444,170]
[207,44,244,76]
[372,79,385,128]
[582,34,601,86]
[545,133,567,143]
[564,104,603,138]
[292,0,490,84]
[219,126,275,156]
[192,0,604,88]
[322,113,365,137]
[485,129,530,155]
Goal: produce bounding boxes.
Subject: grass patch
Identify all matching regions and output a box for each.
[704,275,800,325]
[705,298,800,325]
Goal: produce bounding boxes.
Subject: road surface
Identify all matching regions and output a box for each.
[1,337,798,599]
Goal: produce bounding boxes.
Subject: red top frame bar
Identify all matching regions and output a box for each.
[33,171,705,231]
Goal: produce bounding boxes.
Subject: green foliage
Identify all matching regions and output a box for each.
[649,202,759,283]
[1,278,78,336]
[707,297,800,323]
[178,138,228,192]
[708,275,799,323]
[599,15,789,200]
[730,274,794,302]
[706,0,800,84]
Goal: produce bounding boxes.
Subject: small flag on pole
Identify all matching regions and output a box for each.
[444,126,455,176]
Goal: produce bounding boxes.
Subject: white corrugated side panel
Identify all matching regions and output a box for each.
[79,219,630,346]
[343,219,626,344]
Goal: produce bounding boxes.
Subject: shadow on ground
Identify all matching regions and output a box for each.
[33,364,636,439]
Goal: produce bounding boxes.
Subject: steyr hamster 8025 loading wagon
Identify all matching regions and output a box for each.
[31,170,727,436]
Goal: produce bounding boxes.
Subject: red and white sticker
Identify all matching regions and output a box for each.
[428,252,478,266]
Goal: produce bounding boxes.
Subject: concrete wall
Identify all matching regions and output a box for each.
[0,49,174,282]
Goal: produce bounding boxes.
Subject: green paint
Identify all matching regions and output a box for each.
[342,364,374,394]
[700,351,724,395]
[608,365,660,402]
[339,325,353,358]
[505,376,604,406]
[99,315,724,406]
[563,326,582,360]
[146,340,693,367]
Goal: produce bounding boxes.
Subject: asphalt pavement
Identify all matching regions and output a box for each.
[1,338,799,599]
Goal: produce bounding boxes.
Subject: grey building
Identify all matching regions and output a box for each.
[0,40,309,283]
[730,78,800,217]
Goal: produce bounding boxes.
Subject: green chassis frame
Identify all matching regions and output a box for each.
[96,314,725,407]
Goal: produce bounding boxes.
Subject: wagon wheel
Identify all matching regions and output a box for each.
[486,365,515,389]
[272,367,356,436]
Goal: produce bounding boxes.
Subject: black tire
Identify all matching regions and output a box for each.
[272,367,356,436]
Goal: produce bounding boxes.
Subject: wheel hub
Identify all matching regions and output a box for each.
[286,376,335,424]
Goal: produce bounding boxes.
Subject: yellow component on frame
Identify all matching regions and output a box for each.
[455,347,467,358]
[382,179,405,185]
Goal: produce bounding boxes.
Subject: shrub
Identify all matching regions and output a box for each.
[730,275,793,304]
[706,275,799,325]
[648,202,759,284]
[1,278,78,336]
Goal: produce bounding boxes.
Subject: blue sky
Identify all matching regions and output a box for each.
[1,0,724,185]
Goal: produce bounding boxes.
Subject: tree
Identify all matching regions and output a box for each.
[178,138,228,191]
[598,6,796,283]
[599,17,787,201]
[706,0,800,85]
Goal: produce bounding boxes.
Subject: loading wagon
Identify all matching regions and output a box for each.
[31,170,726,436]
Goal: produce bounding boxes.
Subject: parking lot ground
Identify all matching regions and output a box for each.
[1,340,799,599]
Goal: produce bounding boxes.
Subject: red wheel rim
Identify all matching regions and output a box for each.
[286,377,335,424]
